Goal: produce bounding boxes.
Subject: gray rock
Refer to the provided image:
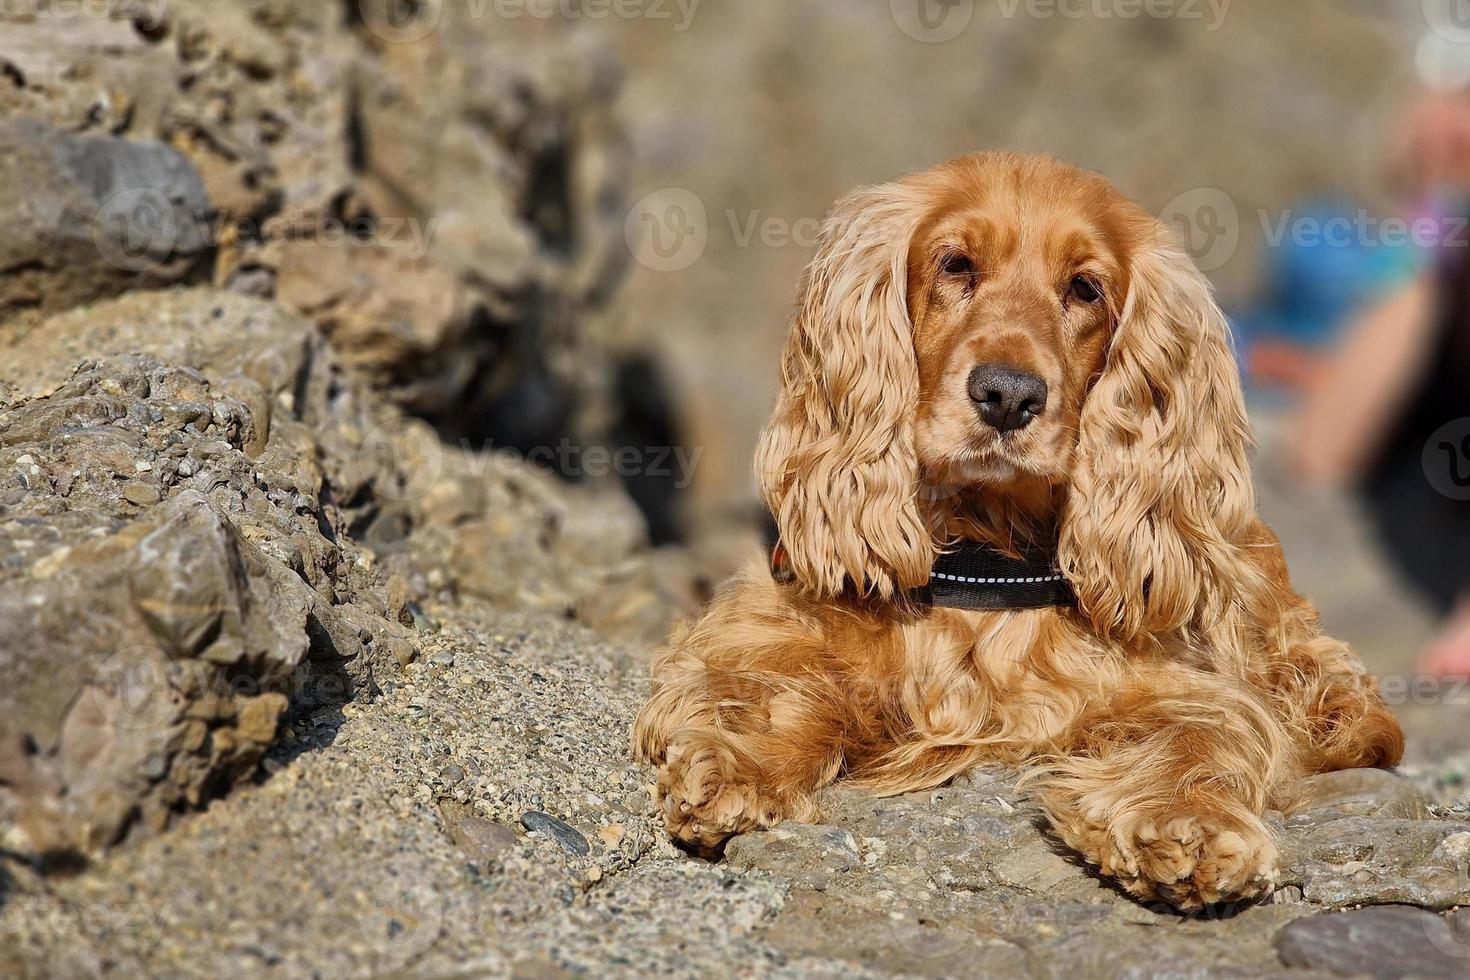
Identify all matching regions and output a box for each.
[443,804,520,863]
[1275,905,1470,978]
[0,117,210,320]
[0,314,424,861]
[1279,816,1470,910]
[990,841,1081,892]
[726,822,863,890]
[521,811,590,857]
[1283,769,1433,824]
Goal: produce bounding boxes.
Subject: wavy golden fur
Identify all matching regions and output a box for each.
[633,153,1403,911]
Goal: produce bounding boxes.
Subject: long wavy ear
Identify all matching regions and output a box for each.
[1059,229,1256,640]
[755,184,932,599]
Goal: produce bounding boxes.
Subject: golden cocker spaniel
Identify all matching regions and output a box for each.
[633,153,1403,911]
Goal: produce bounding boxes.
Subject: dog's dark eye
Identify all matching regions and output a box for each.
[1070,275,1103,304]
[941,252,976,279]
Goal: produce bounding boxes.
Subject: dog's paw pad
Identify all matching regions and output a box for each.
[1110,812,1278,911]
[656,740,780,852]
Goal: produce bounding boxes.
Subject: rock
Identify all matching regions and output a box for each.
[121,481,162,506]
[1282,769,1433,823]
[235,694,288,745]
[1275,905,1470,978]
[0,117,210,321]
[0,316,440,861]
[521,811,590,857]
[725,823,863,891]
[270,238,482,417]
[443,804,520,863]
[990,841,1082,892]
[0,486,319,857]
[1278,817,1470,911]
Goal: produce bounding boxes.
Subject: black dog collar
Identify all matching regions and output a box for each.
[919,543,1075,610]
[768,539,1075,610]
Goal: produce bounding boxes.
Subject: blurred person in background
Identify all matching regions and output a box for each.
[1288,38,1470,681]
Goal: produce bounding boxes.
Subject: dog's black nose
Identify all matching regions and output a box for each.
[968,363,1048,432]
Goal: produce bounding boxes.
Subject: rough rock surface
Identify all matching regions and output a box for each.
[3,5,1470,979]
[1276,905,1470,979]
[0,0,636,439]
[0,117,211,319]
[5,602,1470,978]
[0,287,677,867]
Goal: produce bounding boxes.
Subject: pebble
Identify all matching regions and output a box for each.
[122,482,162,506]
[520,811,590,857]
[1275,905,1470,978]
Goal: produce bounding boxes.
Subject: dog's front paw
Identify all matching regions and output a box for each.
[657,736,781,854]
[1094,810,1278,912]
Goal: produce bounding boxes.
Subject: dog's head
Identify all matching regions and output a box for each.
[757,153,1254,639]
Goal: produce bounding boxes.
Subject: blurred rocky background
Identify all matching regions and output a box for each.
[1,1,1468,977]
